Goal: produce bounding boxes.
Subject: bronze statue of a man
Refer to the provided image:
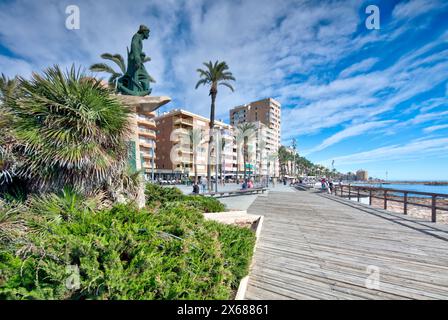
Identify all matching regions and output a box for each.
[117,25,153,96]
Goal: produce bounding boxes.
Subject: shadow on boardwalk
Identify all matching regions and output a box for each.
[245,189,448,300]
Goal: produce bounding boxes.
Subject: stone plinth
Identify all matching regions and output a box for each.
[117,95,171,113]
[115,95,172,208]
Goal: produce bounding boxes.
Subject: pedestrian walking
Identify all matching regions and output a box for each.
[201,177,207,193]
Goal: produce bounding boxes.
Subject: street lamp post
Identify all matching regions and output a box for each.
[151,146,155,183]
[214,128,219,193]
[292,138,297,179]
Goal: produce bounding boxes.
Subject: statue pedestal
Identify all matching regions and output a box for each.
[117,95,171,114]
[116,95,171,208]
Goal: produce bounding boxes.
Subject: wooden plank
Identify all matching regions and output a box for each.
[244,190,448,300]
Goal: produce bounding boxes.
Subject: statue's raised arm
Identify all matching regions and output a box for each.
[117,25,153,96]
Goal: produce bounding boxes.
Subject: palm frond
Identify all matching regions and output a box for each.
[89,63,116,74]
[195,79,208,89]
[100,53,126,74]
[219,82,235,92]
[195,60,235,92]
[7,64,131,194]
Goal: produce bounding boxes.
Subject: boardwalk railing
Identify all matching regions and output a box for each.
[203,187,267,198]
[333,184,448,223]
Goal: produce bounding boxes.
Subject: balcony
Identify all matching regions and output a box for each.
[174,118,193,126]
[143,162,156,169]
[137,115,156,128]
[142,153,156,160]
[180,148,193,154]
[180,156,193,163]
[139,137,155,146]
[138,127,156,139]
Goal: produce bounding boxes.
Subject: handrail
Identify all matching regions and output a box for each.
[332,184,448,223]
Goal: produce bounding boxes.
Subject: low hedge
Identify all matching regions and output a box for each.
[145,184,225,213]
[144,183,184,204]
[0,192,254,300]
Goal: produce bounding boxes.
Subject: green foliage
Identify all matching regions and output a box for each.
[195,61,236,93]
[181,196,226,213]
[90,53,156,89]
[144,184,184,204]
[2,65,130,194]
[0,192,255,300]
[145,184,225,213]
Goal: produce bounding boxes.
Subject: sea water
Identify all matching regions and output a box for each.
[353,183,448,197]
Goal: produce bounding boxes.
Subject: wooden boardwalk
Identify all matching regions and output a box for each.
[245,190,448,300]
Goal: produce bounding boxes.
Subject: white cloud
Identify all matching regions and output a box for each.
[280,30,448,141]
[0,55,33,78]
[305,120,396,155]
[423,124,448,133]
[393,0,444,20]
[0,0,446,169]
[321,137,448,166]
[339,58,378,78]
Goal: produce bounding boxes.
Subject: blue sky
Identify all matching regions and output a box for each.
[0,0,447,180]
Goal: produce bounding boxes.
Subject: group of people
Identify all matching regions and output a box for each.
[192,177,208,194]
[321,178,334,194]
[241,179,254,190]
[192,177,259,194]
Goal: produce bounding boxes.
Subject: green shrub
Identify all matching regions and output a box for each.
[145,184,184,204]
[182,196,226,213]
[0,192,254,300]
[145,184,225,213]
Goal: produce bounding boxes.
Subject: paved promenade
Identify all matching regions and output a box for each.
[245,189,448,300]
[176,183,294,210]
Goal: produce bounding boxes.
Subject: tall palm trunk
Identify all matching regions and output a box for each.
[194,151,198,184]
[243,137,248,183]
[236,148,240,184]
[207,88,217,191]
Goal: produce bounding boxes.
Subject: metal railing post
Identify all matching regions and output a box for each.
[432,195,437,223]
[403,192,408,215]
[384,190,388,210]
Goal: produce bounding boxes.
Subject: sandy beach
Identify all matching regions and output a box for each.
[369,196,448,224]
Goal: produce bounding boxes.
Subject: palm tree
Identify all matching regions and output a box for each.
[195,61,235,190]
[257,139,267,185]
[277,146,290,178]
[236,123,256,183]
[189,128,205,184]
[267,152,278,186]
[5,65,131,195]
[90,53,155,90]
[0,75,19,188]
[219,136,228,186]
[0,74,18,103]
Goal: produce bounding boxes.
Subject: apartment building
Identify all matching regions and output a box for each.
[356,170,369,181]
[230,98,281,177]
[117,95,171,182]
[135,107,158,181]
[154,109,236,180]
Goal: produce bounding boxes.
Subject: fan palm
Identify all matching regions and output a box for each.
[90,53,155,90]
[236,123,256,183]
[0,75,19,187]
[6,65,131,194]
[195,60,235,190]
